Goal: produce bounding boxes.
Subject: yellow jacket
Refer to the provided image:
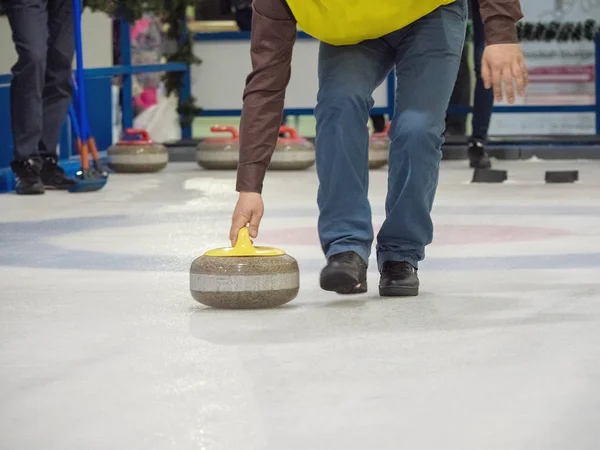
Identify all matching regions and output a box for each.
[286,0,455,45]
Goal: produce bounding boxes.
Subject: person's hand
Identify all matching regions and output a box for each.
[229,192,264,246]
[481,43,528,105]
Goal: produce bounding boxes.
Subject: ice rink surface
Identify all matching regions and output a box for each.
[1,159,600,450]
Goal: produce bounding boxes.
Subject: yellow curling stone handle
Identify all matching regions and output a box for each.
[204,227,286,257]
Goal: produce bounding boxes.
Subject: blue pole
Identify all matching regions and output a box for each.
[120,18,133,130]
[386,70,396,119]
[72,0,88,142]
[595,32,600,135]
[179,13,192,139]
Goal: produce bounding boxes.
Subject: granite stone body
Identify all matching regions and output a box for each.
[108,141,168,173]
[196,126,240,170]
[369,134,389,169]
[270,128,316,170]
[190,254,300,309]
[196,141,240,170]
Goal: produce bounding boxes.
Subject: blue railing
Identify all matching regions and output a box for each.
[193,31,600,135]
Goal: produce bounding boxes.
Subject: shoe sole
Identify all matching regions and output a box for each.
[320,270,367,295]
[43,185,72,190]
[469,161,492,169]
[378,285,419,297]
[16,190,45,195]
[16,185,45,195]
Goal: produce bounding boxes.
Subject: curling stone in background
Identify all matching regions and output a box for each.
[269,126,316,170]
[190,227,300,309]
[196,125,240,170]
[369,122,389,169]
[107,128,168,173]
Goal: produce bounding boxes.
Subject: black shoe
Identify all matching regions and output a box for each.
[379,261,419,297]
[468,140,492,169]
[10,159,45,195]
[40,155,76,190]
[320,251,368,294]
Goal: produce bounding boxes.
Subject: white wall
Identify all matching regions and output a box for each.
[0,9,112,74]
[192,38,390,111]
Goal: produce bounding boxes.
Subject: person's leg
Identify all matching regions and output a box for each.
[315,39,394,292]
[376,0,467,294]
[38,0,76,189]
[7,0,48,194]
[370,114,386,133]
[234,7,253,32]
[39,0,74,157]
[470,0,494,143]
[445,42,470,136]
[467,0,494,168]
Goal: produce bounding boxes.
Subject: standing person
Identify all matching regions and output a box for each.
[467,0,496,169]
[229,0,253,31]
[229,0,527,297]
[370,114,387,134]
[446,0,496,168]
[446,44,471,137]
[6,0,76,195]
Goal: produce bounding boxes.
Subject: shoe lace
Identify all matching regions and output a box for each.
[329,252,358,264]
[382,262,413,277]
[43,156,66,177]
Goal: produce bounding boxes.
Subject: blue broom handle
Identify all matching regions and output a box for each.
[68,104,81,139]
[72,0,88,141]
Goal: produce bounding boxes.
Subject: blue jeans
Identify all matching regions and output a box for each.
[470,0,494,142]
[314,0,467,270]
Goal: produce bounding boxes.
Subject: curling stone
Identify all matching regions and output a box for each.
[107,129,168,173]
[269,126,316,170]
[190,227,299,309]
[369,122,390,169]
[196,125,240,170]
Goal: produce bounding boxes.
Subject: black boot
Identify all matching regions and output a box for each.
[10,159,45,195]
[40,155,76,190]
[320,251,368,294]
[467,140,491,169]
[379,261,419,297]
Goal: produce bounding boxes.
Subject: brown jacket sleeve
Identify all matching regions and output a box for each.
[478,0,524,45]
[236,0,297,193]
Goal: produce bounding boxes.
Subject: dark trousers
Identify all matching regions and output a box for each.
[446,44,470,135]
[469,0,494,142]
[446,0,494,141]
[7,0,75,162]
[370,114,386,133]
[234,7,252,32]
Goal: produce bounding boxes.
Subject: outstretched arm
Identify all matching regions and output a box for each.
[230,0,296,245]
[236,0,297,194]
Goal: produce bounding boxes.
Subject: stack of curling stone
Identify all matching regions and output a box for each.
[269,126,316,170]
[190,227,299,309]
[368,122,390,169]
[196,125,240,170]
[107,128,168,173]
